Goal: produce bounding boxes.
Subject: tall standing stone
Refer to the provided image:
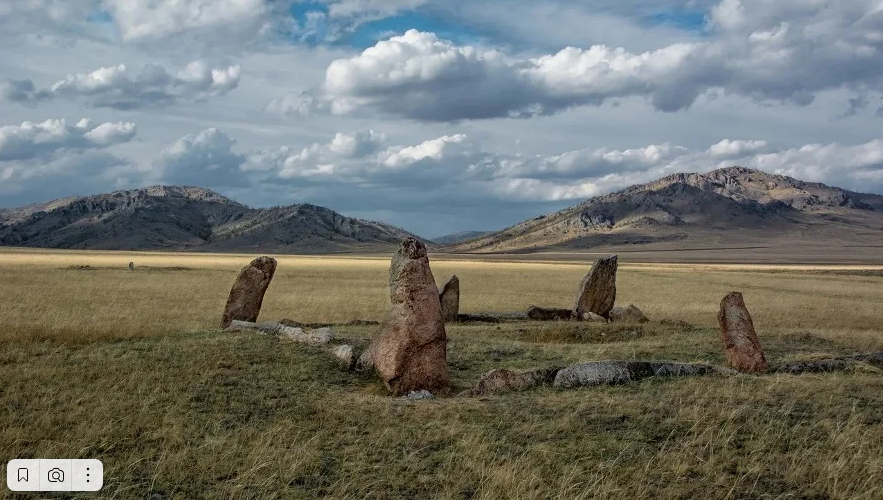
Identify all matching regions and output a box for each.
[220,256,277,329]
[718,292,768,373]
[369,238,449,395]
[573,255,618,319]
[438,275,460,323]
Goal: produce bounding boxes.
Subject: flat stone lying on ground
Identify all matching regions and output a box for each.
[227,320,334,346]
[609,304,649,324]
[581,312,608,323]
[368,238,449,396]
[398,390,435,401]
[718,292,768,373]
[470,368,560,395]
[553,360,718,388]
[526,306,573,321]
[438,275,460,323]
[221,256,277,328]
[573,255,618,319]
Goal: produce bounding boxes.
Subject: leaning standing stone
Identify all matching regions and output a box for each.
[718,292,768,373]
[573,255,618,319]
[438,275,460,323]
[368,238,449,395]
[220,256,277,329]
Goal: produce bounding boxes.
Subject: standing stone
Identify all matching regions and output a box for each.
[573,255,618,319]
[220,256,277,329]
[368,238,449,395]
[718,292,768,373]
[438,275,460,323]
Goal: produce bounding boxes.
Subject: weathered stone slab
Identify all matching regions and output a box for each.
[368,238,449,395]
[527,306,573,321]
[553,361,716,388]
[471,368,559,395]
[221,256,277,328]
[718,292,768,373]
[573,255,618,319]
[438,275,460,323]
[609,304,649,324]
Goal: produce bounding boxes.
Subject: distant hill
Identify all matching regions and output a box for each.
[451,167,883,254]
[0,186,419,253]
[432,231,492,245]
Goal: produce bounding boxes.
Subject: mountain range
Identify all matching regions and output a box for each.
[2,167,883,259]
[451,167,883,259]
[0,186,416,253]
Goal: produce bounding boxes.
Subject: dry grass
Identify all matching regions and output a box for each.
[1,249,883,499]
[1,248,881,346]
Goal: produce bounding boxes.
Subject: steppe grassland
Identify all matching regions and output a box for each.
[0,248,881,346]
[2,249,883,498]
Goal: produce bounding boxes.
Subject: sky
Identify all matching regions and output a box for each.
[0,0,882,238]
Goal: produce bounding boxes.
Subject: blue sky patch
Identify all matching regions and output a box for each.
[644,10,708,33]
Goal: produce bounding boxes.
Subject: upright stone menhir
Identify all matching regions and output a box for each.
[438,275,460,323]
[220,256,277,329]
[718,292,768,373]
[573,255,618,319]
[369,238,449,395]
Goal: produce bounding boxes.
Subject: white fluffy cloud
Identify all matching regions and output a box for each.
[0,118,137,201]
[0,118,136,161]
[281,0,883,121]
[154,128,247,187]
[243,128,883,203]
[102,0,270,42]
[2,61,241,110]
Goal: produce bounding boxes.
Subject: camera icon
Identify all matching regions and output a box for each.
[47,468,64,483]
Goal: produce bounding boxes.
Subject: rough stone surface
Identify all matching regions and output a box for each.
[355,349,374,372]
[471,368,559,395]
[228,320,334,346]
[718,292,769,373]
[573,255,618,319]
[399,390,434,401]
[438,275,460,323]
[368,238,449,395]
[527,306,573,321]
[553,361,716,388]
[582,312,607,323]
[220,256,277,328]
[609,304,649,324]
[334,345,357,371]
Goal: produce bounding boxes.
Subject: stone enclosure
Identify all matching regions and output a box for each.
[219,239,883,397]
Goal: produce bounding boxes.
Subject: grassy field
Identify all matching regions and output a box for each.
[1,248,883,499]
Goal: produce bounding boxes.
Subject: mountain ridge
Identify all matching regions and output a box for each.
[450,166,883,254]
[0,185,419,253]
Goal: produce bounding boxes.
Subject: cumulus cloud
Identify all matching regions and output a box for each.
[0,118,136,162]
[242,128,883,205]
[0,118,137,203]
[707,139,770,158]
[280,0,883,121]
[102,0,270,42]
[154,128,247,187]
[2,61,241,110]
